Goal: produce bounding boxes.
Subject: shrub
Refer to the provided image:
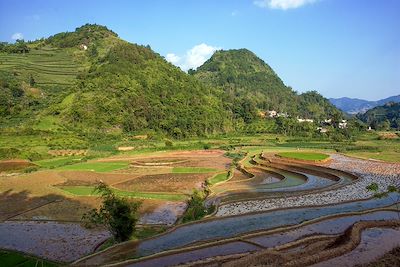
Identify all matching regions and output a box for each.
[203,143,211,150]
[165,139,173,148]
[182,189,207,223]
[82,182,141,242]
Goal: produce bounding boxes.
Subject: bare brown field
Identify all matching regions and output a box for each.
[113,173,210,193]
[0,160,35,172]
[13,197,170,222]
[0,171,178,222]
[103,150,231,170]
[57,171,140,186]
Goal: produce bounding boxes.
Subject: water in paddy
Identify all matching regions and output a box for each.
[312,226,400,267]
[134,193,399,258]
[130,210,399,267]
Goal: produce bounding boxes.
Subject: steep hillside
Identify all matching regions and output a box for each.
[358,102,400,129]
[0,24,227,137]
[62,41,227,137]
[1,24,339,137]
[193,49,338,121]
[330,95,400,114]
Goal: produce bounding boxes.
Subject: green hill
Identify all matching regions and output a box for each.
[192,49,338,122]
[358,102,400,130]
[0,24,339,138]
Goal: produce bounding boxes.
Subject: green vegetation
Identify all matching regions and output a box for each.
[56,161,129,172]
[193,49,339,124]
[276,152,329,161]
[82,182,141,242]
[0,250,57,267]
[34,156,83,168]
[1,24,344,141]
[59,186,187,201]
[208,172,230,185]
[172,167,218,173]
[358,102,400,130]
[181,189,213,223]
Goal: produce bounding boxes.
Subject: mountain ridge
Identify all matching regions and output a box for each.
[329,95,400,115]
[1,24,341,137]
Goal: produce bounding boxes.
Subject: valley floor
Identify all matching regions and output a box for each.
[0,137,399,266]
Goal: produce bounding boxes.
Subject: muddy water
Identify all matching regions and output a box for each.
[130,241,260,267]
[0,221,110,262]
[130,210,399,267]
[313,227,400,267]
[139,201,187,225]
[248,210,399,247]
[134,194,399,258]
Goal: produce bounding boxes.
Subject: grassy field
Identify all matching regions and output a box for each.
[0,250,57,267]
[34,156,83,168]
[208,172,229,185]
[0,48,86,86]
[172,167,218,173]
[56,161,129,172]
[276,152,330,161]
[59,186,188,201]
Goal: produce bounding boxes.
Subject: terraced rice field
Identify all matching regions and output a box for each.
[73,151,399,266]
[1,148,399,266]
[0,48,85,86]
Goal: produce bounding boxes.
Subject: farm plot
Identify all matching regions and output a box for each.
[0,48,85,86]
[216,154,400,217]
[0,250,57,267]
[0,160,35,172]
[276,151,330,162]
[56,161,130,172]
[113,173,210,193]
[122,210,400,267]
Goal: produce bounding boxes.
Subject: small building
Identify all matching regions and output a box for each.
[317,127,328,133]
[79,44,88,50]
[338,120,347,129]
[267,110,277,118]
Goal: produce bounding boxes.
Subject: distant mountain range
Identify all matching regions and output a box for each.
[329,95,400,114]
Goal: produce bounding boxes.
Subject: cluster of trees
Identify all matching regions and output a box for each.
[45,23,117,48]
[0,71,31,117]
[0,40,30,54]
[193,49,339,124]
[65,41,228,137]
[358,102,400,130]
[1,24,354,139]
[82,182,141,242]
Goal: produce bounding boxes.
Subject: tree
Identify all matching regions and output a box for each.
[182,189,208,223]
[82,182,141,242]
[14,39,29,54]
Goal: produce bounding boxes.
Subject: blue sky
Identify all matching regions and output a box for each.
[0,0,399,100]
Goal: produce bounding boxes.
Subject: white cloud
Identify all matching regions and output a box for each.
[166,43,221,72]
[254,0,317,10]
[231,10,238,16]
[165,53,181,65]
[11,32,24,40]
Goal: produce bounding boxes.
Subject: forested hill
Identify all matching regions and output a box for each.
[1,24,339,137]
[192,49,339,122]
[358,102,400,129]
[330,95,400,115]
